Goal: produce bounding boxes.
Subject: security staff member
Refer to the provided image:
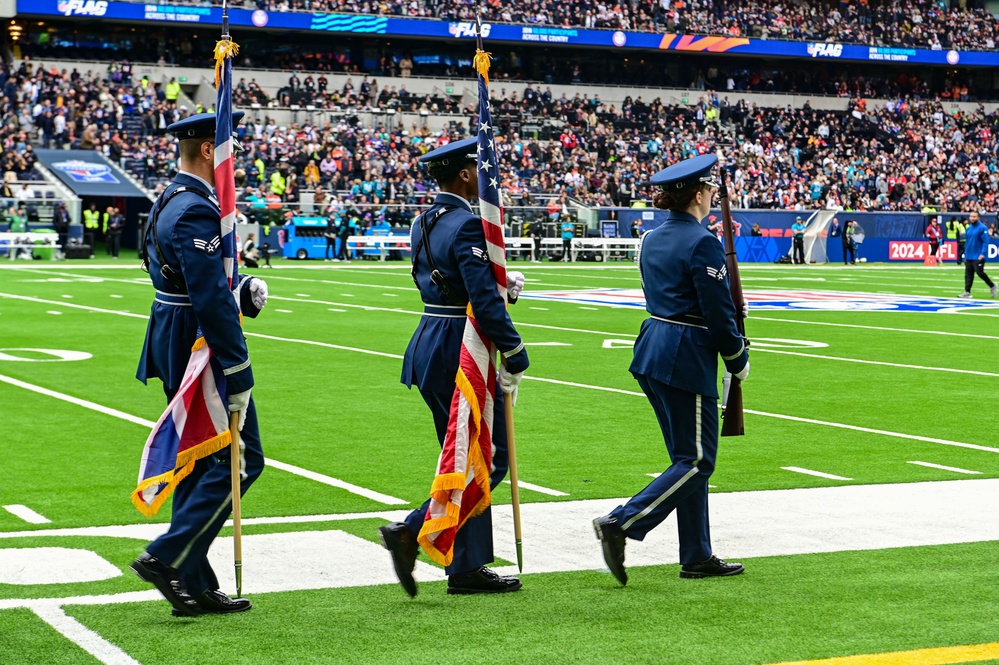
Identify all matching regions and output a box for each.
[947,217,966,265]
[133,112,270,617]
[791,215,806,264]
[379,136,529,597]
[593,154,749,586]
[106,207,125,259]
[959,211,996,299]
[83,203,100,244]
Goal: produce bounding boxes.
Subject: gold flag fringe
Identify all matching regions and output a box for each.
[214,39,240,88]
[473,49,492,86]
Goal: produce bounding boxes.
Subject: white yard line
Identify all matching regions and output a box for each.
[502,480,569,497]
[266,460,408,505]
[782,466,853,481]
[5,292,996,458]
[752,348,999,378]
[262,274,412,291]
[0,373,406,506]
[2,504,51,524]
[751,316,999,341]
[31,605,140,665]
[907,461,982,475]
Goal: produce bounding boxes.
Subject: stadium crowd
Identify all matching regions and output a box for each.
[5,58,999,221]
[126,0,999,52]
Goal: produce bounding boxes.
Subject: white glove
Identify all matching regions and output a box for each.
[228,389,251,431]
[249,278,268,310]
[507,271,525,301]
[498,364,524,406]
[734,362,750,382]
[742,301,749,319]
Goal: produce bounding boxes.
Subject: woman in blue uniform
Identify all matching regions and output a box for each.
[593,154,750,586]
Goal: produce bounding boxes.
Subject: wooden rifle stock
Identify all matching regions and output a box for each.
[718,175,746,437]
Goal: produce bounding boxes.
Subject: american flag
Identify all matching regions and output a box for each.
[131,38,242,517]
[417,51,507,566]
[131,340,233,517]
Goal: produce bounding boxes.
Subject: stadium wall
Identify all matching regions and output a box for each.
[616,210,999,264]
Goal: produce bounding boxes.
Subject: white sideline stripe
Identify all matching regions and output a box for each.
[266,460,408,505]
[502,480,568,497]
[0,373,406,505]
[2,505,51,524]
[751,316,999,341]
[753,348,999,378]
[31,605,140,665]
[782,466,853,481]
[6,292,997,456]
[907,461,982,475]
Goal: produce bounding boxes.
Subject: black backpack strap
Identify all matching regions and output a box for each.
[411,205,460,304]
[140,185,215,293]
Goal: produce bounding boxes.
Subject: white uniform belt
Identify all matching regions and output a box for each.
[423,304,466,318]
[650,315,708,330]
[155,290,191,306]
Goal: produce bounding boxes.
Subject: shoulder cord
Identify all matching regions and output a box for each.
[140,186,215,294]
[410,205,460,305]
[636,229,652,291]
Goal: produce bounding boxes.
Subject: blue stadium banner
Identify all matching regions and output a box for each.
[21,0,999,67]
[35,149,149,197]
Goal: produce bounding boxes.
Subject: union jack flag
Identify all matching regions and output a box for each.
[131,341,233,517]
[131,38,241,517]
[418,49,507,566]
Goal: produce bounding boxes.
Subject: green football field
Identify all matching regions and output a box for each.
[1,258,999,665]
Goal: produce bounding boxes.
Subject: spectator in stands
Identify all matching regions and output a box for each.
[15,183,34,202]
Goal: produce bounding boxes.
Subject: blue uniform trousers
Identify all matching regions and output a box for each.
[611,376,718,565]
[404,383,508,576]
[147,388,265,596]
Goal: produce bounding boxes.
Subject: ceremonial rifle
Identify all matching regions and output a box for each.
[717,164,746,437]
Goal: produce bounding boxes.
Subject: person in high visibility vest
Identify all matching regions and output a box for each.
[103,207,114,254]
[269,169,287,198]
[165,78,181,103]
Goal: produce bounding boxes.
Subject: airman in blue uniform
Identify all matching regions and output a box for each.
[378,136,530,597]
[132,112,270,617]
[593,154,750,586]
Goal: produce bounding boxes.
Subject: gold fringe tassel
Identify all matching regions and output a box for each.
[473,49,491,86]
[213,38,240,89]
[130,429,233,518]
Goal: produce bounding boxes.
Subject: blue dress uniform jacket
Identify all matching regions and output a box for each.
[400,191,528,576]
[402,192,528,392]
[629,211,748,398]
[135,171,265,597]
[136,172,261,395]
[610,209,748,566]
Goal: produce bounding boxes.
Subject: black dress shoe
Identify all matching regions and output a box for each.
[378,522,418,598]
[171,589,252,616]
[593,514,627,586]
[680,555,745,579]
[130,553,202,617]
[447,567,522,595]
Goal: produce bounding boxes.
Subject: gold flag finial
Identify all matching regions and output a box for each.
[213,38,240,88]
[473,49,492,86]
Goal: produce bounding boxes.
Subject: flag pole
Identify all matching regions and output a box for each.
[229,412,243,597]
[221,0,244,599]
[475,11,523,572]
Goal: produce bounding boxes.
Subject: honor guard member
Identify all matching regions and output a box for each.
[593,154,750,586]
[132,112,270,617]
[379,136,529,597]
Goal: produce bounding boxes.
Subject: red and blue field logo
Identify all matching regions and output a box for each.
[522,289,999,313]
